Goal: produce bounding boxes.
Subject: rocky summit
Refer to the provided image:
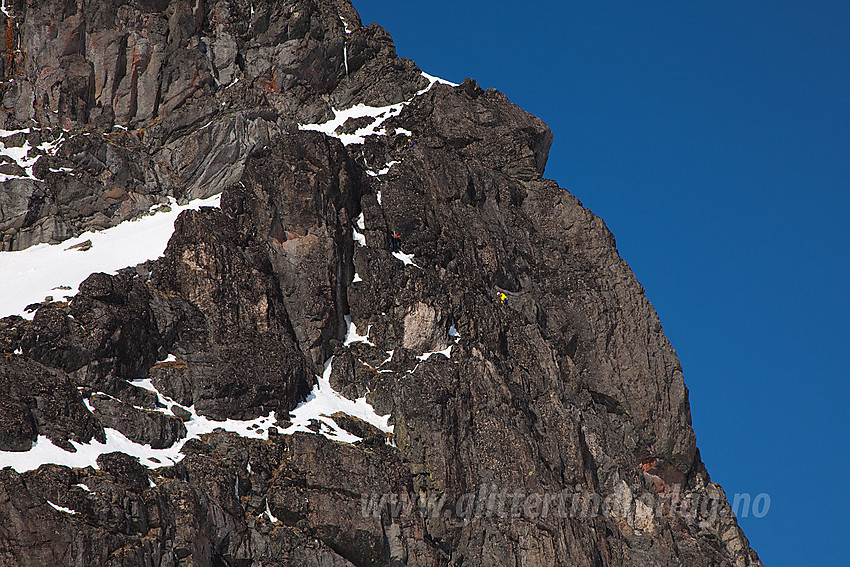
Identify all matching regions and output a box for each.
[0,1,763,566]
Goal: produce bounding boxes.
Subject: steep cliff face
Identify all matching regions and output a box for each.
[0,1,763,566]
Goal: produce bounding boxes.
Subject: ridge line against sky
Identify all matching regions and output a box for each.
[351,2,850,566]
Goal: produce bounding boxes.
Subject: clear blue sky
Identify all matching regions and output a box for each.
[353,2,849,565]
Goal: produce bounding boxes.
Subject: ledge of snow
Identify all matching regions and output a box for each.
[0,361,279,473]
[416,345,453,362]
[420,71,459,88]
[392,250,420,267]
[280,357,392,444]
[297,71,452,147]
[0,194,221,319]
[343,314,374,346]
[47,501,77,515]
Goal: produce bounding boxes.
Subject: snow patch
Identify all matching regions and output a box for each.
[299,101,407,146]
[298,72,446,146]
[47,501,77,515]
[0,128,67,182]
[352,226,367,247]
[420,71,459,88]
[392,250,420,268]
[352,272,363,283]
[280,357,392,443]
[264,499,279,523]
[0,139,40,182]
[0,128,30,137]
[0,194,221,319]
[343,314,374,347]
[416,345,453,361]
[0,374,279,473]
[74,483,91,492]
[366,160,399,177]
[339,15,352,34]
[36,134,65,156]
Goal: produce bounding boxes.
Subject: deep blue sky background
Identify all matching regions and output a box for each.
[353,1,848,565]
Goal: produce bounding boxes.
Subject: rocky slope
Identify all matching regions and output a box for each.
[0,1,763,566]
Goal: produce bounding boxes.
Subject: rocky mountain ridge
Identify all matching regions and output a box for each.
[0,1,763,565]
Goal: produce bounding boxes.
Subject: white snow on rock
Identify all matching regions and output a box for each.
[352,272,363,283]
[280,357,392,444]
[36,134,65,156]
[0,372,278,473]
[366,160,399,177]
[0,139,40,182]
[352,212,368,246]
[0,128,68,183]
[0,194,221,319]
[339,15,352,34]
[47,501,77,515]
[343,314,374,346]
[299,101,407,146]
[0,128,30,137]
[74,483,91,492]
[416,345,453,362]
[264,499,279,522]
[298,71,452,146]
[420,71,459,88]
[392,250,420,268]
[449,323,461,339]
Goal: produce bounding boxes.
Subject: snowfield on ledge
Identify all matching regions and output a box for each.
[0,194,221,319]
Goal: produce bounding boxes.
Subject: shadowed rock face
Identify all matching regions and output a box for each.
[0,1,763,566]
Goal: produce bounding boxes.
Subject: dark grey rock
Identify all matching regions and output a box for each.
[90,393,186,449]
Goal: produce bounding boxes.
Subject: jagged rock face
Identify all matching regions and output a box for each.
[0,0,422,251]
[0,1,763,566]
